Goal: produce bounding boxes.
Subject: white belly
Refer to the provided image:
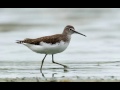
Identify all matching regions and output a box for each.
[23,41,69,54]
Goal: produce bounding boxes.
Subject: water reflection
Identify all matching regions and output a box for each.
[40,68,69,81]
[1,8,120,80]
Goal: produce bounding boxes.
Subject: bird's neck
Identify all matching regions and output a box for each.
[62,30,71,35]
[65,34,71,43]
[62,30,72,42]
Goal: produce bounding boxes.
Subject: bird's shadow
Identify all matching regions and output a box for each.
[40,68,69,81]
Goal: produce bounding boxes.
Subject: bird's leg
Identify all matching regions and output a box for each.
[40,54,47,72]
[52,54,68,68]
[40,70,47,81]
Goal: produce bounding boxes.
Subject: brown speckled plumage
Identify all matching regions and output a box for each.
[16,34,69,45]
[16,25,86,45]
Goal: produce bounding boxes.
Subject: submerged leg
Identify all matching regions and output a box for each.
[40,54,47,72]
[52,54,68,68]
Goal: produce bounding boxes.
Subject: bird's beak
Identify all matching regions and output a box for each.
[73,29,86,37]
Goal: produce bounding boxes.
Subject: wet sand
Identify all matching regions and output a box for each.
[0,62,120,82]
[0,8,120,82]
[0,77,120,82]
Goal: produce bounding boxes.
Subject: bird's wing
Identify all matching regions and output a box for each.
[16,34,65,45]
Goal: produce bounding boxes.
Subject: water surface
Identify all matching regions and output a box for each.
[0,8,120,80]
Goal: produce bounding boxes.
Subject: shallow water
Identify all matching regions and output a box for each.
[0,8,120,81]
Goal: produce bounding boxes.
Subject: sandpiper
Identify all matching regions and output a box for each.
[16,25,86,71]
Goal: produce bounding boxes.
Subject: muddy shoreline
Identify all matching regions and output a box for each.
[0,77,120,82]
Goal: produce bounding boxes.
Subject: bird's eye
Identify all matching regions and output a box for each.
[69,28,72,31]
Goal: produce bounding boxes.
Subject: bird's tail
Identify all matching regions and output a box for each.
[16,40,24,44]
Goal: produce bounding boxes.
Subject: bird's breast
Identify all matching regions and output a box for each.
[23,40,70,54]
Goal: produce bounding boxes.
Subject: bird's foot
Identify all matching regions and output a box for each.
[64,65,69,68]
[63,65,69,72]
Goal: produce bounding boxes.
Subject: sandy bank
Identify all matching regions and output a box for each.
[0,77,120,82]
